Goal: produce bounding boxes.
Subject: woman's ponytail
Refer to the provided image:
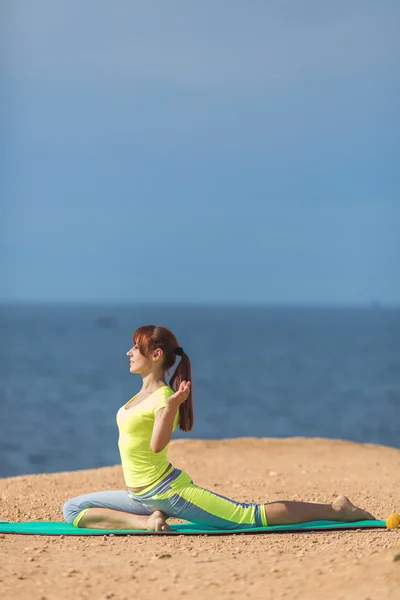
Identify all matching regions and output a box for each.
[169,350,194,432]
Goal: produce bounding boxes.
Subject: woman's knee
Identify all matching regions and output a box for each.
[62,497,82,524]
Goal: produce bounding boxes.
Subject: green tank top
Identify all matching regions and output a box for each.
[116,385,179,487]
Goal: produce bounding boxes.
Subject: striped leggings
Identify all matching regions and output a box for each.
[63,466,267,529]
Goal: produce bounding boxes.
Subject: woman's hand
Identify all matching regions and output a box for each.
[167,381,191,407]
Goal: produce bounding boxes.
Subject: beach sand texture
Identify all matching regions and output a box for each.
[1,438,399,600]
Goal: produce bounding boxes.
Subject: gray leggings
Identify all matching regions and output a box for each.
[63,467,267,529]
[63,489,153,526]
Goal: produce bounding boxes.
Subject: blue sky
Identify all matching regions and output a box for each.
[2,1,399,304]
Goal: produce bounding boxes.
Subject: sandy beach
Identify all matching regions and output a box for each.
[1,437,399,600]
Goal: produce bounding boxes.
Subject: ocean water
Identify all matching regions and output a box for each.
[1,304,399,478]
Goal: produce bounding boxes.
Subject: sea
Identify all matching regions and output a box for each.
[1,304,399,478]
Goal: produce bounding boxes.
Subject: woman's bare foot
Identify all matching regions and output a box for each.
[146,510,170,532]
[331,495,375,522]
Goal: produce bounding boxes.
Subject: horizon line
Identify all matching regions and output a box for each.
[0,300,398,309]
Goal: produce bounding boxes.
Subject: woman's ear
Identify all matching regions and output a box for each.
[153,347,163,362]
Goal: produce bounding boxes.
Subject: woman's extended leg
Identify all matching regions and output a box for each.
[264,494,375,526]
[126,469,375,530]
[63,490,170,531]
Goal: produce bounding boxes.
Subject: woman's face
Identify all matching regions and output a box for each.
[126,343,150,374]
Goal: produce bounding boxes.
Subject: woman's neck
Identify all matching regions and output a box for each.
[140,373,168,393]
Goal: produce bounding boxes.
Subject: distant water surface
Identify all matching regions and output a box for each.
[1,304,399,477]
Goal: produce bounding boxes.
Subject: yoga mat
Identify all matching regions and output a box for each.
[0,519,386,536]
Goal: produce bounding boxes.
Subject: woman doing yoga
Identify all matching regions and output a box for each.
[63,325,374,531]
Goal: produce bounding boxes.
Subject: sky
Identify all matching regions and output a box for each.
[1,1,399,305]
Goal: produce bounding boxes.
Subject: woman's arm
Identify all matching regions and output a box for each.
[150,381,191,454]
[150,404,179,453]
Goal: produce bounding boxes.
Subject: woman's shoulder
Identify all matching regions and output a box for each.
[154,384,175,395]
[154,385,175,401]
[145,386,176,416]
[143,385,174,404]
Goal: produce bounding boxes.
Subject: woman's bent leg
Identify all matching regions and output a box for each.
[74,507,169,531]
[264,494,375,526]
[62,490,169,531]
[75,507,150,530]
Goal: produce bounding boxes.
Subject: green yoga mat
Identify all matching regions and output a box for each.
[0,519,386,536]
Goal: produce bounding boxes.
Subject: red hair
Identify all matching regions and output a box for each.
[132,325,194,432]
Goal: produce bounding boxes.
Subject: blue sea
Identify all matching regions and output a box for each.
[1,304,399,478]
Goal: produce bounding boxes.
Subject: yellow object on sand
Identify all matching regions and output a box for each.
[386,513,400,530]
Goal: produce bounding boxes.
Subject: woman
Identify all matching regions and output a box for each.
[63,325,374,532]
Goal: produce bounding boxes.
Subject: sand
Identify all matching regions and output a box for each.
[1,437,399,600]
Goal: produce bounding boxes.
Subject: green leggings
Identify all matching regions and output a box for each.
[63,466,267,529]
